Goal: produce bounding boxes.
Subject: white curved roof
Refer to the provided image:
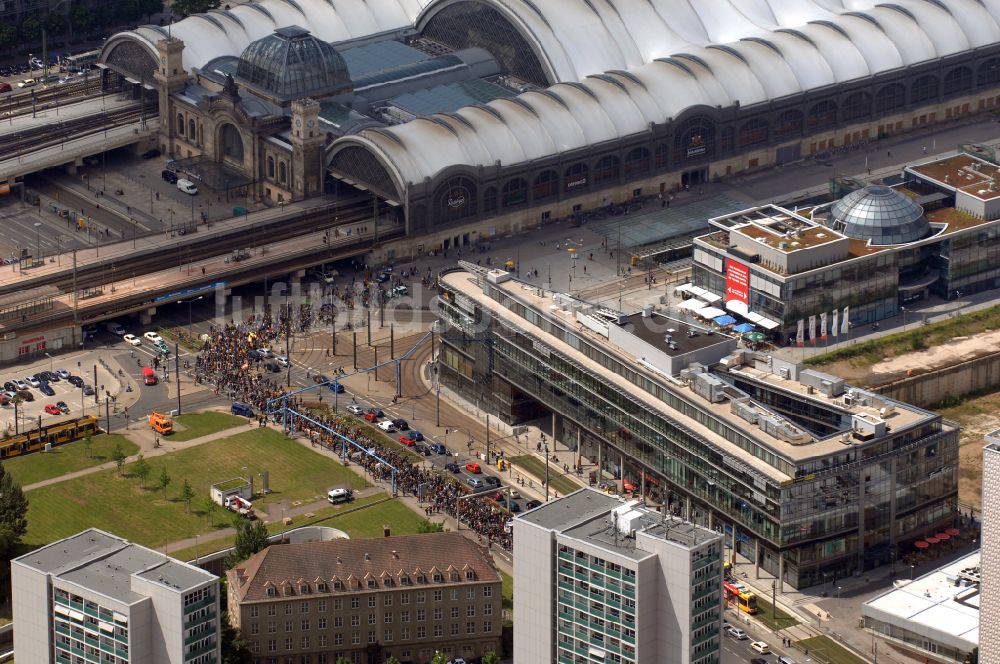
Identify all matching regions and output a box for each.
[345,0,1000,185]
[108,0,432,71]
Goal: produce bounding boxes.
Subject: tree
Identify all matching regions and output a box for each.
[385,657,401,664]
[171,0,220,17]
[43,12,67,37]
[82,435,91,459]
[19,16,41,43]
[417,520,444,533]
[481,651,500,664]
[225,519,269,568]
[112,442,127,476]
[68,6,92,34]
[133,454,150,488]
[0,23,15,49]
[180,479,195,512]
[0,464,28,558]
[430,652,448,664]
[334,658,352,664]
[158,467,171,492]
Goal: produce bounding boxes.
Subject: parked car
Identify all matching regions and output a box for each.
[68,375,84,387]
[82,385,95,396]
[444,462,460,473]
[367,408,384,418]
[413,444,431,457]
[143,331,162,343]
[399,434,418,446]
[141,148,161,159]
[3,381,16,393]
[161,169,178,184]
[750,641,770,654]
[56,401,69,414]
[276,355,289,367]
[123,334,141,346]
[25,376,40,388]
[364,412,378,423]
[525,499,542,509]
[176,179,198,195]
[500,499,521,513]
[428,442,446,454]
[257,347,273,358]
[465,462,482,474]
[376,421,396,433]
[12,379,27,390]
[483,476,501,489]
[231,402,254,417]
[409,431,425,442]
[313,374,330,384]
[466,477,485,490]
[39,383,55,397]
[329,382,345,393]
[346,404,364,415]
[42,370,59,382]
[44,404,61,415]
[392,418,408,430]
[727,627,747,640]
[56,368,70,380]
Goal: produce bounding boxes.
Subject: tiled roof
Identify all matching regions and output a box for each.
[229,533,500,602]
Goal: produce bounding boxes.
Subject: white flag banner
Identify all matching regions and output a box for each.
[808,315,816,345]
[796,319,804,347]
[820,312,828,340]
[841,306,850,335]
[831,309,839,338]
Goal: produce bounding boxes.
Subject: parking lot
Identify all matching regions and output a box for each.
[0,354,120,433]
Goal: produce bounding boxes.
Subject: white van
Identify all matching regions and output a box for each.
[377,421,396,433]
[327,488,352,504]
[104,321,126,336]
[176,179,198,195]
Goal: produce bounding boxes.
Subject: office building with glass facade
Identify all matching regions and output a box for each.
[438,264,959,588]
[691,165,1000,341]
[979,436,1000,664]
[514,488,723,664]
[12,528,220,664]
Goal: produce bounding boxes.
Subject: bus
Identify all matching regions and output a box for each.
[62,50,100,72]
[723,581,759,614]
[0,415,100,459]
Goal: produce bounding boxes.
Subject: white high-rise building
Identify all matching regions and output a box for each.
[12,528,220,664]
[514,488,724,664]
[980,437,1000,663]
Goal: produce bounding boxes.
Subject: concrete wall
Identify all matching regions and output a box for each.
[980,445,1000,664]
[873,348,1000,407]
[512,518,554,664]
[11,562,50,664]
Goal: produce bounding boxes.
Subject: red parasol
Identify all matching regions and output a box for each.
[925,536,940,544]
[946,528,961,537]
[914,540,929,549]
[935,533,950,541]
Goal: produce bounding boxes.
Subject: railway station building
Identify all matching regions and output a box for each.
[99,0,1000,256]
[436,264,959,589]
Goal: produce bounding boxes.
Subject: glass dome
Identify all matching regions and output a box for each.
[829,185,930,246]
[236,26,351,101]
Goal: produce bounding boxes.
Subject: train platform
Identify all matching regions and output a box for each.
[0,93,137,136]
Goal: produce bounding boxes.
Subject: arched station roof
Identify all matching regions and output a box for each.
[103,0,432,73]
[334,0,1000,185]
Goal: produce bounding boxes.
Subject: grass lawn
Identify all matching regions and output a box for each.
[169,495,428,562]
[805,300,1000,371]
[4,433,139,487]
[24,428,367,549]
[169,411,247,442]
[508,455,580,496]
[752,597,799,631]
[499,569,513,612]
[795,635,868,664]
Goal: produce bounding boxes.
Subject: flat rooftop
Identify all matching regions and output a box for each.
[908,154,1000,201]
[443,267,943,478]
[735,222,841,251]
[517,487,621,531]
[14,528,216,604]
[621,311,732,357]
[864,551,980,650]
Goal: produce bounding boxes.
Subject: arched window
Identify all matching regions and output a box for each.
[654,143,669,170]
[501,178,527,208]
[673,116,715,162]
[593,155,620,184]
[220,123,244,161]
[737,118,768,148]
[188,119,197,142]
[978,58,1000,87]
[774,110,803,140]
[841,92,871,122]
[532,169,558,201]
[875,84,906,115]
[911,75,938,105]
[434,176,478,223]
[267,156,275,179]
[943,66,972,96]
[483,186,497,213]
[176,113,185,134]
[564,163,588,192]
[623,147,650,178]
[278,161,287,184]
[807,100,837,130]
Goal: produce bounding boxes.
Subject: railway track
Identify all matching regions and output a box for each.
[0,78,105,119]
[0,104,147,156]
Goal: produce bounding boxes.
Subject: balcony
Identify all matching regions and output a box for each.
[184,595,216,614]
[185,640,218,661]
[185,610,216,629]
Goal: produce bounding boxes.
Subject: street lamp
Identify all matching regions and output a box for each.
[34,222,41,265]
[178,296,203,334]
[44,352,53,373]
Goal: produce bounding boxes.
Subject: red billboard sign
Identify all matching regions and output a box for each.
[725,260,750,305]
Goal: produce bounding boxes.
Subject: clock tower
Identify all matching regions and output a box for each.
[290,98,324,200]
[153,38,187,154]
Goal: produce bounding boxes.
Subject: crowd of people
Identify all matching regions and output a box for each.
[296,409,514,551]
[192,316,286,413]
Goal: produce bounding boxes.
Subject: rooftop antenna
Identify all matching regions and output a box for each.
[612,510,619,547]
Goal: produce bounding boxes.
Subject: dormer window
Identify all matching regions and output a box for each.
[266,587,276,597]
[334,581,343,591]
[433,573,443,583]
[317,583,327,592]
[300,584,309,594]
[416,575,426,584]
[465,571,475,580]
[367,579,377,588]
